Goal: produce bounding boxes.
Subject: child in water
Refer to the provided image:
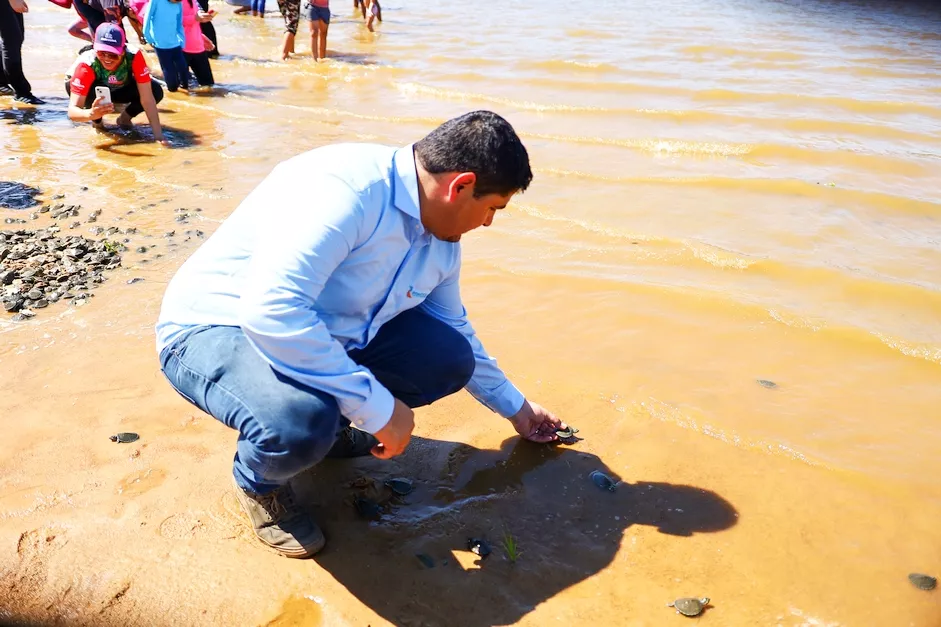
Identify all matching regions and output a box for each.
[364,0,379,31]
[251,0,265,17]
[182,0,216,86]
[353,0,379,31]
[143,0,188,92]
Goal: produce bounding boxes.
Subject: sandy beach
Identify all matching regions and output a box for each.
[2,0,941,625]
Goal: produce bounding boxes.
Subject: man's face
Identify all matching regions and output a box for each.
[439,186,515,243]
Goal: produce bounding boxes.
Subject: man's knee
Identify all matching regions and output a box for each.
[447,332,475,388]
[430,326,474,400]
[254,385,341,463]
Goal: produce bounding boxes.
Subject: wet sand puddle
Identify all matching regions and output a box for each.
[2,0,941,625]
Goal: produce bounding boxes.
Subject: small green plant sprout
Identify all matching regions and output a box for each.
[103,240,121,254]
[501,528,522,563]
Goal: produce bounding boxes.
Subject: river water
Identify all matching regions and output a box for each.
[2,0,940,625]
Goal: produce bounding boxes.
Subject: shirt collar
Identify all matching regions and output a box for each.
[392,144,423,226]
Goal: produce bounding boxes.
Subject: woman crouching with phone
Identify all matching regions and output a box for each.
[65,23,168,145]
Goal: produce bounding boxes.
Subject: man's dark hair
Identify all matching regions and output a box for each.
[414,110,533,197]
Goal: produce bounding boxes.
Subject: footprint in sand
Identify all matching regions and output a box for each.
[157,512,210,540]
[115,468,167,497]
[8,526,70,603]
[206,490,253,543]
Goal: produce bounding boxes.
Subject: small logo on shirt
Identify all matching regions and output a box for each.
[406,286,428,299]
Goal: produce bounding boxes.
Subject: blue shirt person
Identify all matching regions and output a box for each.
[157,110,565,558]
[142,0,188,92]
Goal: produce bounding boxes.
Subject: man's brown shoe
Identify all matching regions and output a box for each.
[232,479,326,558]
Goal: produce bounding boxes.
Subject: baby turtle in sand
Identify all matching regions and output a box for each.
[384,477,414,496]
[909,573,937,591]
[667,597,710,617]
[467,538,492,559]
[757,379,778,389]
[109,432,139,444]
[555,425,580,444]
[589,470,617,492]
[354,497,382,521]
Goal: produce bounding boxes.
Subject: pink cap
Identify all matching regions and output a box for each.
[94,23,125,56]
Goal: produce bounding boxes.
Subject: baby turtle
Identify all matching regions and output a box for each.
[467,538,492,559]
[757,379,778,389]
[354,497,382,521]
[555,425,580,444]
[109,432,139,444]
[384,477,414,496]
[589,470,617,492]
[667,597,710,617]
[908,573,937,591]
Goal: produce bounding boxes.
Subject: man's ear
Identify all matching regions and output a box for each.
[446,172,476,202]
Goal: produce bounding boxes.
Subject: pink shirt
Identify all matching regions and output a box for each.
[181,0,205,54]
[312,0,328,6]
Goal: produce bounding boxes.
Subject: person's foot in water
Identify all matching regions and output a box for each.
[115,111,134,129]
[13,93,44,105]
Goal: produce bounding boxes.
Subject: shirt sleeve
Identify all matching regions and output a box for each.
[69,63,95,97]
[419,257,526,419]
[237,171,396,434]
[131,51,151,83]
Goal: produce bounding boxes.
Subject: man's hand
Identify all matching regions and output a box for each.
[509,399,564,443]
[371,398,414,459]
[10,0,28,13]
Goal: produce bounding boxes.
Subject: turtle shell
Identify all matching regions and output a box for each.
[590,470,617,492]
[555,426,579,439]
[670,597,709,617]
[109,432,139,444]
[909,573,937,591]
[384,477,414,496]
[354,497,382,520]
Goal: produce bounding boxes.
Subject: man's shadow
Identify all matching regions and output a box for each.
[293,435,737,627]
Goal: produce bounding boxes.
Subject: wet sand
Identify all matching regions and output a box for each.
[3,0,941,624]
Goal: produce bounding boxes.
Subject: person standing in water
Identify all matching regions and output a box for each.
[276,0,299,59]
[0,0,45,104]
[181,0,215,86]
[299,0,328,61]
[364,0,379,32]
[143,0,188,92]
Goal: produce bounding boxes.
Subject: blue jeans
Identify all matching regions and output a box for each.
[159,308,474,494]
[154,46,189,92]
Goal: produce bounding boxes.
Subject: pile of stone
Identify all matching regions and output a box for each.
[1,227,122,321]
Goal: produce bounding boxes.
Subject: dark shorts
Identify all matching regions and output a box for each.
[300,2,329,23]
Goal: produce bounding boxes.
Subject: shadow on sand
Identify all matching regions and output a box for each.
[294,435,738,627]
[93,124,201,153]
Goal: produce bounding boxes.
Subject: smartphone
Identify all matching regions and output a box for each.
[94,86,112,106]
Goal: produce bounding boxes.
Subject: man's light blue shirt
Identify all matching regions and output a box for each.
[156,143,525,434]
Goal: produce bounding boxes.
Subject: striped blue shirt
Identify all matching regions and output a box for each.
[156,143,525,433]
